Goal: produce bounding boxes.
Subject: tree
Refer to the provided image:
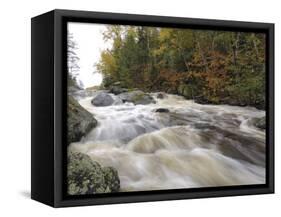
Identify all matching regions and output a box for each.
[67,32,82,88]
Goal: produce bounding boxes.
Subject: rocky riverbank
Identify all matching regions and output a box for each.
[67,95,120,195]
[176,83,265,110]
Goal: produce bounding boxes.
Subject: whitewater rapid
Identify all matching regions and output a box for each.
[69,92,266,191]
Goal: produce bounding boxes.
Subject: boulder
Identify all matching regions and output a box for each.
[177,84,193,99]
[91,92,114,107]
[165,86,177,94]
[155,108,170,113]
[118,90,156,105]
[109,86,128,95]
[177,84,185,95]
[194,96,211,105]
[68,96,97,144]
[67,151,120,195]
[102,167,120,192]
[253,116,266,130]
[156,92,166,99]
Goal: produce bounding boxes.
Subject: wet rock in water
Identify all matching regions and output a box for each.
[67,151,120,195]
[155,108,170,113]
[118,90,156,105]
[109,86,128,95]
[68,96,97,144]
[194,96,211,104]
[156,92,166,99]
[91,92,114,106]
[253,116,266,130]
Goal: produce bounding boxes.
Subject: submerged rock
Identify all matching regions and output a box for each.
[169,112,191,126]
[91,92,114,107]
[118,90,156,105]
[253,116,266,130]
[67,151,120,195]
[155,108,170,113]
[68,96,97,144]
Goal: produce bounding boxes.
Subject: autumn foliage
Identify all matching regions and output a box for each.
[96,26,266,109]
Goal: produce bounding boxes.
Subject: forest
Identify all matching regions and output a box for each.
[95,26,266,109]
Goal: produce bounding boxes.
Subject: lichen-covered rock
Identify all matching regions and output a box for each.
[68,96,97,144]
[102,167,120,193]
[118,90,155,105]
[91,92,114,107]
[67,151,120,195]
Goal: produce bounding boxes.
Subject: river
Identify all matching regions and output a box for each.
[69,92,266,192]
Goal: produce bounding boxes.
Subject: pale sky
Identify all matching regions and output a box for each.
[68,22,111,88]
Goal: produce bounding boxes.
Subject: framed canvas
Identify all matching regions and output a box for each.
[31,9,274,207]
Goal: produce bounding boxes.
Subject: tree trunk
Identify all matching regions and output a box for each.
[197,39,208,70]
[252,34,259,61]
[232,32,240,66]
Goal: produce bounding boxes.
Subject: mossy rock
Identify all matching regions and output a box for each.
[177,84,193,99]
[253,116,266,130]
[118,90,155,105]
[67,151,120,195]
[109,86,128,95]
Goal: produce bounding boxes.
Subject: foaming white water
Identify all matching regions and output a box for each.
[69,92,265,191]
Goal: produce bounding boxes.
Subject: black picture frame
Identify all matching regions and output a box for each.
[31,9,274,207]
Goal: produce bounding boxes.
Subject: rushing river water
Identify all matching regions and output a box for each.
[69,92,266,191]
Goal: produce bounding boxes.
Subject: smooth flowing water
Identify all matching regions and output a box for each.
[69,92,266,191]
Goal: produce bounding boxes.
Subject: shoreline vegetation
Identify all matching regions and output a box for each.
[66,25,266,195]
[96,26,266,110]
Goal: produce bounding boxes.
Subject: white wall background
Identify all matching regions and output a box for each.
[0,0,279,215]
